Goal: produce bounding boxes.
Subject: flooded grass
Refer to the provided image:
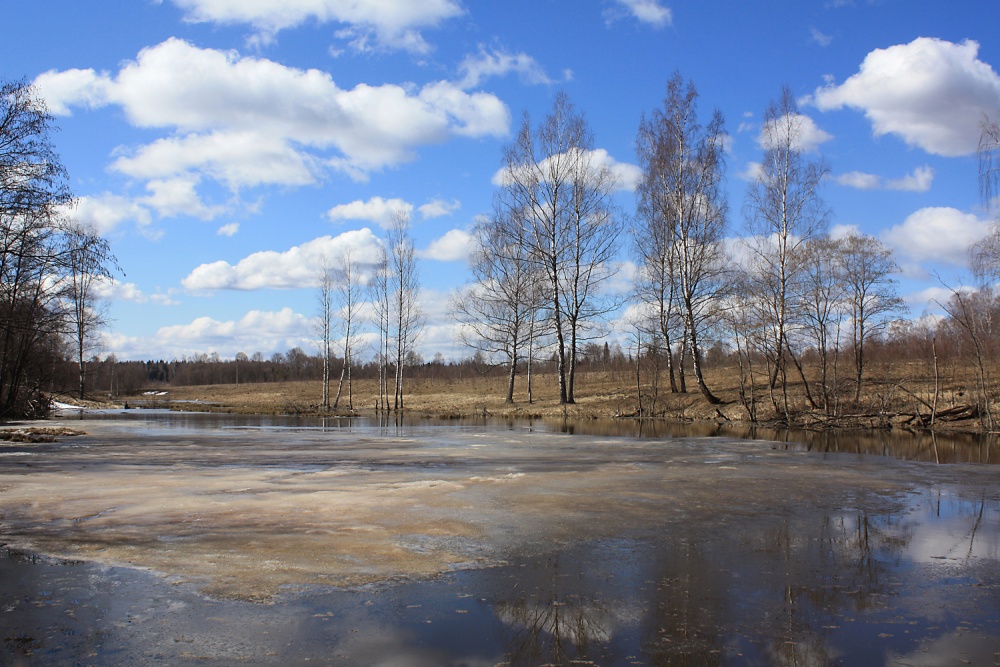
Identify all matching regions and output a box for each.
[0,413,997,664]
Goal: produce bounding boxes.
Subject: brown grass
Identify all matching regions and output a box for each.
[119,358,998,433]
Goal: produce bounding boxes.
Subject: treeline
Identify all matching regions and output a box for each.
[79,341,640,396]
[0,80,117,417]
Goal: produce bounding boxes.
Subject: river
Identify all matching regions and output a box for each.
[0,411,997,665]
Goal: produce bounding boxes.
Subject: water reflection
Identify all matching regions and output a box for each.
[480,489,999,666]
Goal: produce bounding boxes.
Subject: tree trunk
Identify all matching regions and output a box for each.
[687,318,720,404]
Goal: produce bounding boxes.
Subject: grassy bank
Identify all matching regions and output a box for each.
[117,361,993,433]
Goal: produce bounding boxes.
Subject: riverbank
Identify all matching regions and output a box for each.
[106,365,989,433]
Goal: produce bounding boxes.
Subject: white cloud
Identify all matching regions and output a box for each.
[137,307,315,359]
[811,38,1000,157]
[882,207,992,268]
[418,198,461,219]
[835,171,881,190]
[829,223,860,240]
[609,0,672,28]
[62,194,152,235]
[140,176,226,219]
[35,38,510,189]
[34,68,110,115]
[491,148,641,192]
[94,278,180,306]
[217,223,240,237]
[904,285,974,311]
[326,197,414,229]
[169,0,463,54]
[757,113,832,153]
[112,131,319,189]
[739,161,763,182]
[458,46,553,89]
[182,229,383,291]
[835,165,934,192]
[420,229,473,261]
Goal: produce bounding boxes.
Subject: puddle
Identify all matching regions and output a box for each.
[0,413,997,664]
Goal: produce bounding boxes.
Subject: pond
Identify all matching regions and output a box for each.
[0,411,997,665]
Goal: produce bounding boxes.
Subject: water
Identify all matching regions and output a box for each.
[0,412,997,665]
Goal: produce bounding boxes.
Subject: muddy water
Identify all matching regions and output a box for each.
[0,412,997,665]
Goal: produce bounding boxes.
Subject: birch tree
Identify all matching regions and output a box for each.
[496,92,623,404]
[371,247,390,412]
[635,73,728,404]
[317,256,334,410]
[388,212,421,410]
[837,233,905,402]
[452,210,542,403]
[332,248,362,410]
[743,86,830,415]
[64,222,116,399]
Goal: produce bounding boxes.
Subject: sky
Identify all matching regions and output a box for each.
[5,0,1000,362]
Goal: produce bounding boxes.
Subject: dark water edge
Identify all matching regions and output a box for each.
[3,490,999,666]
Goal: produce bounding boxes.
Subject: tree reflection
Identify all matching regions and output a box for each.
[493,555,617,666]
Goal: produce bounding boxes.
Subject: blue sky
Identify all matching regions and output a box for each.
[5,0,1000,361]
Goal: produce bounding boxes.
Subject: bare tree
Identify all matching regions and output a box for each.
[387,212,422,410]
[973,116,1000,280]
[371,246,391,412]
[332,248,362,410]
[837,233,905,402]
[936,286,996,429]
[0,80,85,417]
[798,236,845,412]
[723,274,765,421]
[316,256,334,410]
[496,92,623,404]
[635,73,728,404]
[743,86,830,416]
[452,210,542,403]
[63,222,117,399]
[632,216,682,393]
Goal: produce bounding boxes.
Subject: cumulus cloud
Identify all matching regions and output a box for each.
[491,148,641,192]
[35,38,509,189]
[151,307,314,358]
[835,165,934,192]
[93,278,180,306]
[326,197,414,229]
[882,207,992,268]
[169,0,463,54]
[62,194,152,235]
[111,131,318,188]
[757,113,832,153]
[59,178,226,236]
[418,198,460,219]
[607,0,672,28]
[140,176,226,219]
[420,229,473,261]
[457,46,553,89]
[182,229,384,291]
[217,223,240,237]
[811,37,1000,157]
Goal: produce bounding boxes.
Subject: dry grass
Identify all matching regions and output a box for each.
[121,358,999,432]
